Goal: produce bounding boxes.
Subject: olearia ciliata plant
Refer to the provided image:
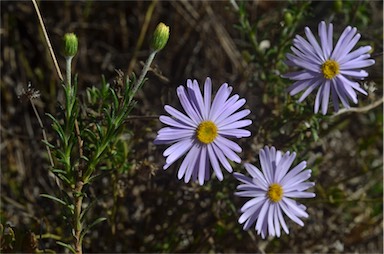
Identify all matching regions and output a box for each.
[34,21,170,253]
[12,0,380,252]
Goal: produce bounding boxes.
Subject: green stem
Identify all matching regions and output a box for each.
[65,55,84,254]
[73,181,84,254]
[65,56,74,126]
[66,56,73,87]
[131,50,157,98]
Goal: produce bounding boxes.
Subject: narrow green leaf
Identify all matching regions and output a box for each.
[103,108,113,127]
[96,124,104,140]
[110,87,119,111]
[46,113,66,142]
[79,200,97,222]
[80,217,107,243]
[83,128,98,142]
[40,194,67,206]
[80,155,89,162]
[51,169,68,175]
[41,140,55,149]
[56,241,76,254]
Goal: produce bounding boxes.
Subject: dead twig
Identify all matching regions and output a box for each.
[29,98,54,168]
[332,97,383,118]
[31,0,63,82]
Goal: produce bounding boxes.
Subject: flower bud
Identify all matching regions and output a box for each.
[63,33,78,57]
[333,0,343,13]
[150,22,170,51]
[284,11,293,26]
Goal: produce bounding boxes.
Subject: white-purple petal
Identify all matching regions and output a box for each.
[275,152,296,182]
[155,128,194,143]
[286,52,321,73]
[203,77,212,119]
[293,35,323,63]
[288,80,312,95]
[184,145,201,183]
[255,200,270,235]
[214,137,241,163]
[216,109,251,127]
[215,135,242,153]
[243,211,259,231]
[209,83,231,119]
[239,201,263,225]
[198,145,208,185]
[234,172,253,185]
[331,26,354,60]
[177,143,199,179]
[268,204,276,236]
[212,96,244,122]
[297,78,323,102]
[259,148,274,183]
[177,85,202,124]
[186,79,205,119]
[304,26,326,61]
[339,46,372,64]
[321,79,331,115]
[273,203,281,237]
[318,21,331,57]
[282,170,312,188]
[279,199,305,226]
[163,138,193,157]
[219,119,252,130]
[282,198,309,218]
[284,181,315,192]
[284,191,316,199]
[337,33,361,60]
[340,59,376,69]
[159,115,195,130]
[339,70,368,79]
[241,196,266,212]
[164,105,196,127]
[244,163,269,189]
[212,142,233,173]
[219,129,251,138]
[207,144,223,181]
[283,70,318,81]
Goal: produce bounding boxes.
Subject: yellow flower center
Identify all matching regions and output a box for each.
[196,121,218,144]
[267,183,284,202]
[321,60,340,79]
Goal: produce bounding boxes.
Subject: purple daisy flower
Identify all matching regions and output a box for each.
[154,77,252,185]
[234,146,315,239]
[283,21,375,114]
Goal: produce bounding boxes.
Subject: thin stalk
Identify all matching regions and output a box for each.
[66,56,73,88]
[65,56,83,162]
[131,50,157,98]
[331,97,383,117]
[31,0,63,82]
[30,99,54,168]
[65,55,84,254]
[73,181,84,254]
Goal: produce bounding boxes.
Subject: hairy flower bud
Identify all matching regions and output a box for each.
[284,11,293,26]
[63,33,78,57]
[150,22,170,51]
[333,0,343,12]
